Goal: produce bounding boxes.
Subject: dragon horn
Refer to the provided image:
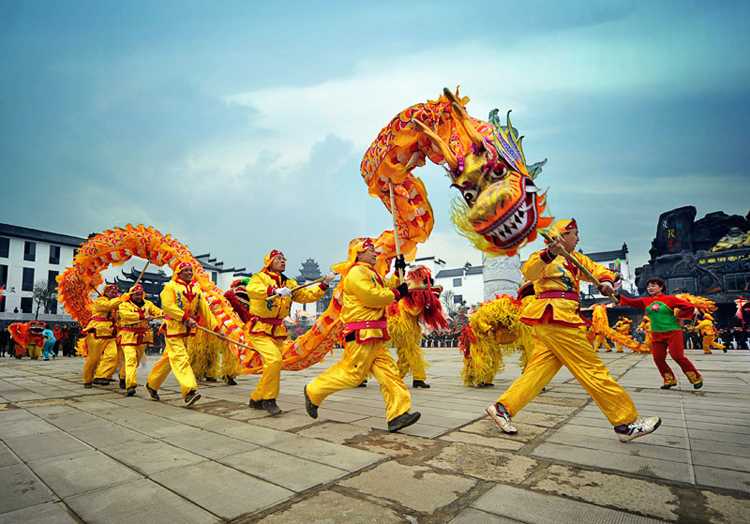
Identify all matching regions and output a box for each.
[412,119,458,172]
[443,88,484,147]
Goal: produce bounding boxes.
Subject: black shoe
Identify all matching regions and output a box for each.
[358,380,368,387]
[92,378,110,386]
[693,380,704,390]
[145,383,160,401]
[304,385,318,419]
[660,383,676,390]
[184,390,201,407]
[204,376,218,383]
[83,382,93,389]
[248,398,264,409]
[119,379,126,389]
[225,376,237,386]
[388,411,421,433]
[413,380,431,389]
[477,382,495,388]
[126,388,136,397]
[262,399,282,416]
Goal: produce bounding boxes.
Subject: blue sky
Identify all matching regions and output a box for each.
[2,0,748,274]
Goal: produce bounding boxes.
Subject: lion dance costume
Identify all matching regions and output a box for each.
[387,266,448,388]
[696,314,724,354]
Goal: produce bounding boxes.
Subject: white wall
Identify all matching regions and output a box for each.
[435,271,485,308]
[0,236,76,322]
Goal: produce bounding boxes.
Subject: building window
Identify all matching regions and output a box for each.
[47,270,59,291]
[0,264,7,287]
[453,278,462,287]
[49,245,61,265]
[211,271,218,284]
[453,294,463,304]
[22,267,35,291]
[667,277,695,294]
[73,248,79,259]
[21,296,33,314]
[725,273,750,292]
[0,237,9,258]
[24,241,36,262]
[45,271,58,314]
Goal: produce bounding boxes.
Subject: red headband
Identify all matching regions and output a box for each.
[268,249,283,259]
[131,284,144,293]
[565,219,578,231]
[361,238,374,250]
[176,261,192,272]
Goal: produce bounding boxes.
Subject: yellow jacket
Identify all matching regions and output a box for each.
[341,263,398,343]
[521,249,615,326]
[117,299,162,346]
[160,278,217,337]
[84,295,129,338]
[245,270,327,338]
[696,319,716,337]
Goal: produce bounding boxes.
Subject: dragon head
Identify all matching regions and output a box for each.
[416,89,551,256]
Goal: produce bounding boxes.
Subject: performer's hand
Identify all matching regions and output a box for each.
[185,318,197,328]
[322,273,336,284]
[598,282,614,296]
[394,255,407,273]
[275,287,292,297]
[396,282,410,298]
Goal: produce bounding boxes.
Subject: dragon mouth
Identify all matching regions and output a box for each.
[477,179,539,249]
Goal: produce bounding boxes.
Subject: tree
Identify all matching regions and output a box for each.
[32,281,56,319]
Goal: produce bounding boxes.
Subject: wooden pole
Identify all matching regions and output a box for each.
[539,231,618,305]
[194,324,256,352]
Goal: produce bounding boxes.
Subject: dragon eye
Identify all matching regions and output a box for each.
[488,166,509,181]
[461,188,478,204]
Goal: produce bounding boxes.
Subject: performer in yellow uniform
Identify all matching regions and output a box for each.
[613,316,632,353]
[245,250,333,415]
[485,219,661,442]
[697,314,724,354]
[145,262,218,407]
[591,331,613,352]
[82,284,128,388]
[637,316,653,349]
[116,284,162,397]
[304,237,421,432]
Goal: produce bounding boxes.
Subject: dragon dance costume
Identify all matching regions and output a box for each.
[245,250,329,415]
[619,281,703,389]
[387,266,448,388]
[487,219,661,442]
[612,317,633,353]
[304,238,420,432]
[117,284,162,395]
[146,262,218,405]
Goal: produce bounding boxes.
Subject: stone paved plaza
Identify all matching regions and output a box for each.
[1,348,749,523]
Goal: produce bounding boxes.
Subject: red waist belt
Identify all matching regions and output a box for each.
[250,316,284,326]
[120,327,148,333]
[537,291,579,302]
[90,316,111,322]
[344,320,388,331]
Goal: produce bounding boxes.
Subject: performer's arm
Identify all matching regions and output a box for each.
[576,253,616,285]
[147,301,164,319]
[663,295,696,318]
[290,278,328,304]
[160,284,186,321]
[246,274,275,299]
[91,295,127,314]
[619,294,646,310]
[521,249,556,281]
[198,294,219,331]
[117,303,143,325]
[346,266,397,308]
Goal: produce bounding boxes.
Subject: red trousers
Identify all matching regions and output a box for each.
[651,330,701,385]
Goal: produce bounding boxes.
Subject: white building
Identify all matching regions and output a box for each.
[0,223,85,322]
[581,243,637,298]
[434,263,485,309]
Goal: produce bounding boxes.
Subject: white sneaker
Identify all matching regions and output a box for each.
[485,403,518,434]
[615,416,661,442]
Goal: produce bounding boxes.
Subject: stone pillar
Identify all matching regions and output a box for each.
[483,254,522,300]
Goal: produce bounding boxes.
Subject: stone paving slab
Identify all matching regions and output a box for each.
[2,350,750,522]
[0,501,77,524]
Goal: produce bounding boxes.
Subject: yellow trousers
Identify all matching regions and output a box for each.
[396,345,427,381]
[307,339,411,422]
[122,345,145,389]
[94,341,124,380]
[592,335,611,352]
[146,337,198,398]
[247,334,284,401]
[498,323,638,427]
[27,343,42,360]
[82,335,116,384]
[702,335,723,354]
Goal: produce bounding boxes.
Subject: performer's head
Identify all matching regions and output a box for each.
[545,219,578,253]
[355,238,378,266]
[130,284,144,303]
[646,277,666,296]
[176,261,193,283]
[103,283,120,298]
[264,250,286,273]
